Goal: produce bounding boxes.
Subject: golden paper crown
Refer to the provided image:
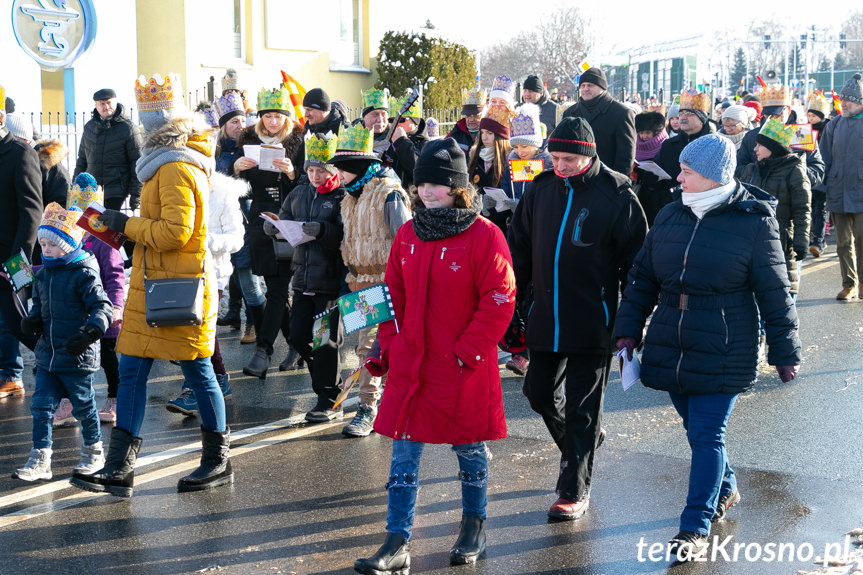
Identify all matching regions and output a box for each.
[222,68,240,93]
[257,86,291,113]
[806,92,831,117]
[362,88,388,111]
[648,103,667,115]
[305,132,338,164]
[462,88,487,107]
[333,124,375,159]
[760,84,789,108]
[135,73,181,112]
[759,117,795,147]
[0,85,5,110]
[67,180,102,211]
[679,90,711,114]
[39,202,85,248]
[483,103,513,128]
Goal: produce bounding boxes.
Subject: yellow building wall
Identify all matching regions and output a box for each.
[136,0,189,102]
[40,71,65,117]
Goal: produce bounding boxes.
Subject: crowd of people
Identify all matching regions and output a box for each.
[0,64,861,570]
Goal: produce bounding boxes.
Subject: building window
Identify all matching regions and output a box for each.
[207,0,244,62]
[331,0,362,69]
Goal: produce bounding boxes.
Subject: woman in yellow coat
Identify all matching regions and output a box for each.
[71,74,232,498]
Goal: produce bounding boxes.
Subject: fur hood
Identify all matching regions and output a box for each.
[210,172,249,203]
[35,139,68,170]
[142,113,212,150]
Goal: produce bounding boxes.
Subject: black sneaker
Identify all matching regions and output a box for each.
[711,488,740,522]
[668,531,708,561]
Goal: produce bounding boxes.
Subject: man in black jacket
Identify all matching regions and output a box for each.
[0,118,42,397]
[562,68,636,176]
[73,88,142,211]
[302,88,349,136]
[388,100,428,189]
[521,74,559,134]
[508,118,647,521]
[447,87,485,156]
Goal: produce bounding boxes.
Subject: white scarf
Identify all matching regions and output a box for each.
[479,146,495,162]
[259,132,281,145]
[681,180,736,219]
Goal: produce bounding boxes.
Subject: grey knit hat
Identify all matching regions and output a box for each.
[5,113,33,141]
[839,73,863,105]
[679,133,736,185]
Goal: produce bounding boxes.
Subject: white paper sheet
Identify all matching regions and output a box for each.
[259,213,315,247]
[617,348,641,391]
[242,145,261,164]
[483,187,512,212]
[259,144,286,172]
[635,160,672,181]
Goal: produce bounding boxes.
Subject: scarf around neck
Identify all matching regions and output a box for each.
[681,180,737,219]
[136,145,214,183]
[635,131,669,162]
[411,194,481,241]
[479,146,495,162]
[346,162,382,197]
[42,246,86,268]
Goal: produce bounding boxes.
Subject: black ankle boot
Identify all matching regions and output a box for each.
[243,345,271,379]
[70,427,142,498]
[450,515,486,565]
[178,426,234,492]
[354,532,410,575]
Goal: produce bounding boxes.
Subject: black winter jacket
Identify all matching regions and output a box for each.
[35,139,70,207]
[303,104,350,136]
[613,183,801,395]
[73,103,142,204]
[29,253,112,372]
[520,93,559,134]
[508,159,647,354]
[278,178,345,295]
[0,129,42,264]
[389,118,429,188]
[446,119,476,156]
[562,91,636,176]
[739,154,811,294]
[735,127,825,188]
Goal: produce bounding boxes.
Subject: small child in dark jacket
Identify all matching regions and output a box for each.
[14,202,113,482]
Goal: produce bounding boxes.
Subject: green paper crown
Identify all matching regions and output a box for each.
[257,86,290,113]
[759,117,795,147]
[362,88,388,111]
[305,133,338,163]
[335,124,374,156]
[390,92,422,119]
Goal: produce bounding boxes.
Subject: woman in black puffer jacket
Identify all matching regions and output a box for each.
[613,134,801,560]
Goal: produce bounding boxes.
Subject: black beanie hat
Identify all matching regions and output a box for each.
[414,138,469,189]
[330,157,377,176]
[579,68,607,91]
[303,88,331,111]
[93,88,117,101]
[547,117,597,157]
[523,75,544,93]
[635,111,666,133]
[756,133,791,157]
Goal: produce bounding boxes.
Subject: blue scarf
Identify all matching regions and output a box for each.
[42,247,86,268]
[346,162,383,197]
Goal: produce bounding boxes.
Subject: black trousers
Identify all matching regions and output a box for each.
[522,350,611,502]
[289,292,342,405]
[101,337,120,397]
[258,266,292,355]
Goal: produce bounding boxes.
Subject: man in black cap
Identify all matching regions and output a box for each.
[446,96,482,157]
[302,87,349,136]
[74,88,142,212]
[507,117,647,522]
[520,74,559,133]
[562,67,636,176]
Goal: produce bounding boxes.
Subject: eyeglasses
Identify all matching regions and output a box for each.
[398,118,412,123]
[678,110,695,118]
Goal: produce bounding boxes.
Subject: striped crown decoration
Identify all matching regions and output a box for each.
[760,84,789,108]
[305,132,338,163]
[806,91,831,117]
[462,88,487,107]
[67,172,102,211]
[759,117,795,147]
[362,88,389,111]
[214,92,245,120]
[135,73,181,113]
[334,124,374,157]
[510,106,542,139]
[257,86,291,113]
[491,75,515,97]
[679,89,711,114]
[222,68,240,93]
[390,92,422,119]
[39,202,85,248]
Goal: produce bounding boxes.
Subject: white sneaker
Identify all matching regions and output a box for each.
[74,441,105,475]
[13,448,53,482]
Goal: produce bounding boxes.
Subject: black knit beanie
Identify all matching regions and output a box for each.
[414,138,469,189]
[331,158,375,176]
[523,75,544,93]
[579,68,607,90]
[756,133,790,157]
[547,117,597,157]
[303,88,331,111]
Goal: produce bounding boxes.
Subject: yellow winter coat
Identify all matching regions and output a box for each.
[116,130,217,361]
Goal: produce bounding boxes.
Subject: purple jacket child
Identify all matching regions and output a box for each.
[83,234,125,338]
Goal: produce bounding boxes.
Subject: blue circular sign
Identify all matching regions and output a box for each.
[11,0,97,70]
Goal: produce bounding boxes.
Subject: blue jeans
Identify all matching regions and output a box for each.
[668,391,738,536]
[0,314,23,381]
[116,354,226,436]
[236,267,266,308]
[386,439,488,540]
[810,189,827,250]
[31,368,100,449]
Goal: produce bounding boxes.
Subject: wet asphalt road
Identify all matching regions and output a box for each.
[0,243,862,575]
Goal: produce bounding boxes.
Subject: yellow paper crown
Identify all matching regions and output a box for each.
[305,132,338,164]
[462,88,487,107]
[67,182,102,211]
[362,88,388,111]
[257,86,291,113]
[0,85,5,110]
[806,92,831,117]
[135,73,181,113]
[758,117,795,147]
[679,89,711,114]
[39,202,85,247]
[334,123,374,158]
[760,84,789,108]
[483,103,513,128]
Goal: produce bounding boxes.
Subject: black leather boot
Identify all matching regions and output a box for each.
[450,515,486,565]
[178,426,234,492]
[354,532,410,575]
[70,427,142,498]
[243,345,271,379]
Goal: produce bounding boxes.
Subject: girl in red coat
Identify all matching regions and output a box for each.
[354,138,516,574]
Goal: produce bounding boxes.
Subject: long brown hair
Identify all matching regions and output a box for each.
[467,131,512,187]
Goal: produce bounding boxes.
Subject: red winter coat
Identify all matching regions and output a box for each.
[375,216,516,445]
